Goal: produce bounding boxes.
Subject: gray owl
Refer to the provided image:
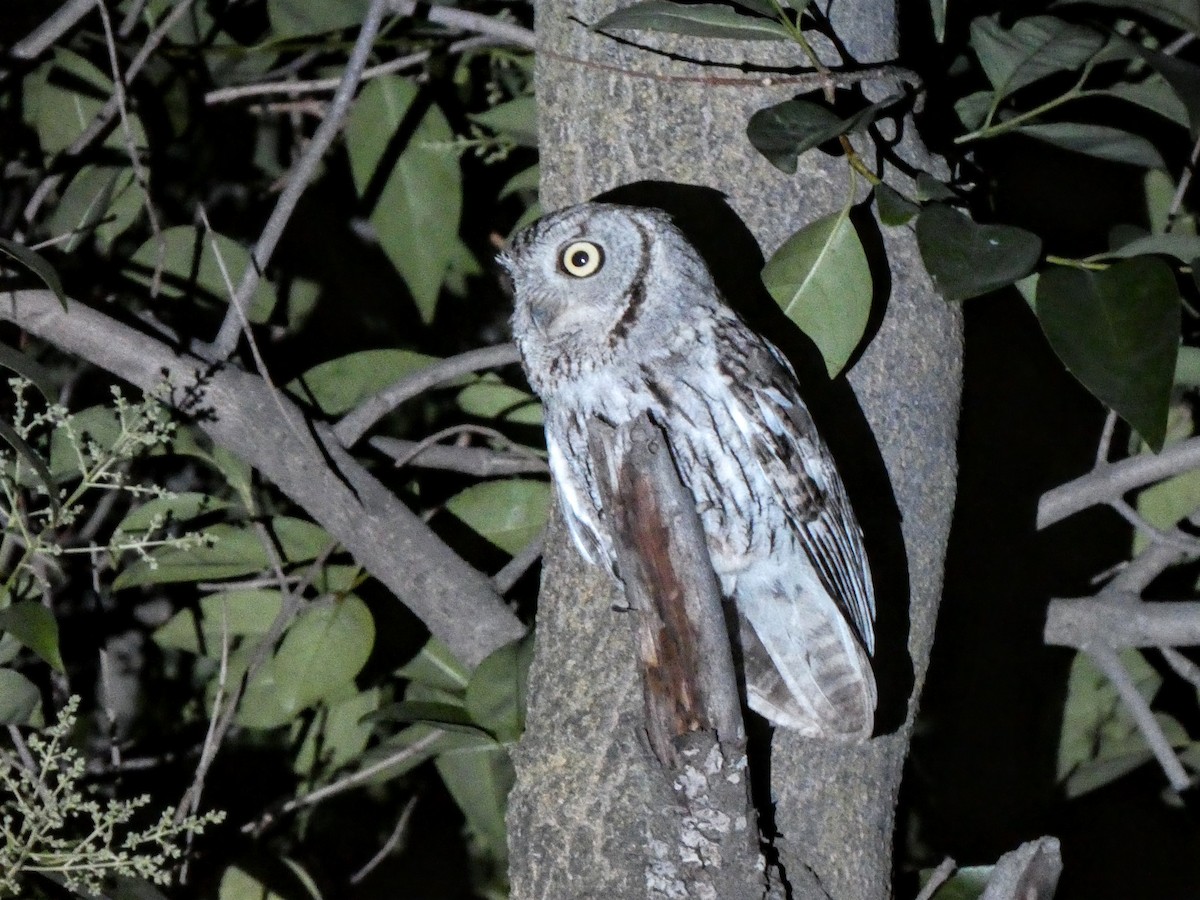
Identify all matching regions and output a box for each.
[501,202,876,740]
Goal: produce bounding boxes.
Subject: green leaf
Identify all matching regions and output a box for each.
[0,602,64,672]
[435,735,515,861]
[747,95,899,174]
[270,594,375,714]
[1034,257,1179,451]
[915,204,1042,302]
[968,15,1104,101]
[372,700,481,732]
[1135,466,1200,554]
[48,405,120,481]
[396,638,470,693]
[594,1,793,40]
[445,479,550,554]
[219,867,287,900]
[1175,345,1200,388]
[294,687,380,776]
[466,634,533,742]
[954,90,993,129]
[457,378,544,425]
[1057,649,1188,797]
[288,348,443,416]
[1055,0,1200,35]
[728,0,781,16]
[114,518,329,590]
[0,668,41,724]
[0,419,58,518]
[1138,49,1200,138]
[22,49,148,156]
[500,164,540,199]
[128,227,277,323]
[153,590,284,655]
[1102,76,1191,131]
[920,865,991,900]
[915,173,956,202]
[0,238,68,311]
[114,492,230,539]
[1096,232,1200,262]
[1017,122,1165,169]
[346,77,462,323]
[874,183,919,226]
[761,208,873,377]
[470,96,538,147]
[268,0,371,37]
[46,165,144,253]
[355,723,457,783]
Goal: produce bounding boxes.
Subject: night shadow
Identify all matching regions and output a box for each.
[594,180,913,737]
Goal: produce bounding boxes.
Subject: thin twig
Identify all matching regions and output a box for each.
[914,857,958,900]
[175,597,231,827]
[349,794,419,884]
[10,0,96,59]
[243,728,444,833]
[205,35,496,105]
[205,0,390,360]
[1038,435,1200,529]
[1160,646,1200,694]
[369,435,548,477]
[1110,498,1200,554]
[334,344,523,446]
[386,0,535,49]
[1095,409,1118,467]
[1166,130,1200,232]
[1086,644,1191,792]
[493,526,546,595]
[22,0,199,226]
[95,0,165,294]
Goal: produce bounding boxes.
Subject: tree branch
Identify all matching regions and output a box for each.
[1045,598,1200,648]
[10,0,96,60]
[1037,435,1200,529]
[2,289,525,668]
[386,0,535,49]
[369,435,548,477]
[334,343,523,447]
[205,0,389,360]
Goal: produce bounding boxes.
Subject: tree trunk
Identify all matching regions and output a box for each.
[507,1,962,896]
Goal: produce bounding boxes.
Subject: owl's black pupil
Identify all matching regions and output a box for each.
[571,250,591,268]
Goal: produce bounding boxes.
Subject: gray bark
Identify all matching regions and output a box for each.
[507,1,962,897]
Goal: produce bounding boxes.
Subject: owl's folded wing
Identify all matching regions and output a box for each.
[724,339,876,655]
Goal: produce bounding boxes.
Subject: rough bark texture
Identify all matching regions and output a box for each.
[507,1,962,897]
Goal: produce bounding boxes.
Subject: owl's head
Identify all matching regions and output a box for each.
[501,203,718,386]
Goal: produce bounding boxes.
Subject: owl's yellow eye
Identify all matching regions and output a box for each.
[559,241,604,278]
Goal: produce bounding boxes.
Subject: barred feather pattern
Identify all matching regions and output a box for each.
[502,202,876,739]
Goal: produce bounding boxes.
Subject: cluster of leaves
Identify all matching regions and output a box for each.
[1,697,223,896]
[600,0,1199,455]
[1,0,547,895]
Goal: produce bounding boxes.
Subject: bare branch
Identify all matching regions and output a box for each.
[493,526,546,595]
[350,795,419,884]
[1046,598,1200,648]
[22,0,198,226]
[369,435,548,477]
[206,0,389,360]
[1038,435,1200,529]
[914,857,957,900]
[978,837,1062,900]
[387,0,535,49]
[206,35,499,105]
[334,343,523,447]
[10,0,96,60]
[1085,644,1191,791]
[2,289,526,667]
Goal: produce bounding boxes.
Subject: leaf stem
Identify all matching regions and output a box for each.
[957,83,1100,145]
[1045,254,1109,271]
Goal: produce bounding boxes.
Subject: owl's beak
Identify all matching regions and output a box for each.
[527,296,562,331]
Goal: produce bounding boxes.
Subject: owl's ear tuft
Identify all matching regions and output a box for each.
[495,253,516,298]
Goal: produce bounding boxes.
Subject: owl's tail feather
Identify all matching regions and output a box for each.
[738,598,877,740]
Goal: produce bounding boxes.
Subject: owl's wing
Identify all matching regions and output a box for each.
[724,337,876,655]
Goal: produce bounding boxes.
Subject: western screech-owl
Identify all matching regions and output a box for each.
[501,202,876,739]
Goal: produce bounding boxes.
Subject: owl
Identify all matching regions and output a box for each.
[501,202,876,740]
